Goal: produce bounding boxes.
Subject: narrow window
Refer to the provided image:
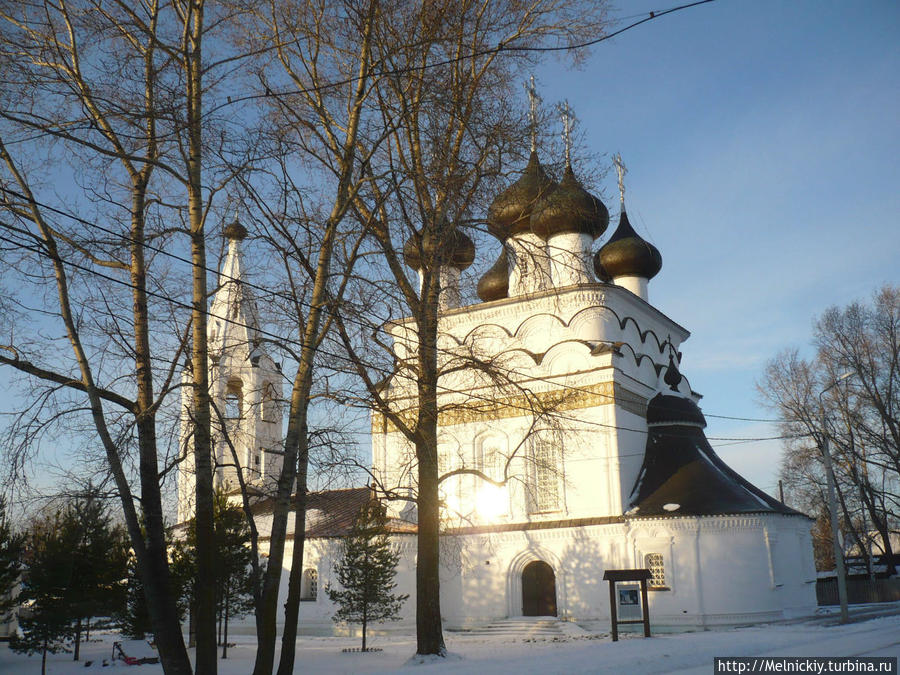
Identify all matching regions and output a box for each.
[262,383,278,422]
[645,553,667,589]
[301,568,318,601]
[529,440,560,513]
[225,380,243,419]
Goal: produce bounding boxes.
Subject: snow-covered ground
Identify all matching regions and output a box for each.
[2,606,898,674]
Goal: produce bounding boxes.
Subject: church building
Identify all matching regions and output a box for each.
[177,141,817,633]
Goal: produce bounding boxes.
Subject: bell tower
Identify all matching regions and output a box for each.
[177,221,284,524]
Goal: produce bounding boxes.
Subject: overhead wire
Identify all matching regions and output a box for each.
[0,194,784,432]
[0,223,800,446]
[214,1,718,112]
[3,0,786,441]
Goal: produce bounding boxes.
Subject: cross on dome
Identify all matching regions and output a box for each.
[559,100,575,165]
[613,152,628,205]
[524,75,541,153]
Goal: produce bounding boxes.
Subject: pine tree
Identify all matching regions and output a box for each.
[0,497,24,635]
[10,510,77,675]
[170,491,256,658]
[326,500,408,652]
[119,551,154,639]
[65,494,129,660]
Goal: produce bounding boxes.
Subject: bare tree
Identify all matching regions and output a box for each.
[0,1,261,670]
[760,285,899,574]
[324,0,610,656]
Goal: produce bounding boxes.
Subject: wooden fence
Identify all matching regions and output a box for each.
[816,577,900,605]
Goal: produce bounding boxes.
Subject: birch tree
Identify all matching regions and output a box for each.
[0,1,256,670]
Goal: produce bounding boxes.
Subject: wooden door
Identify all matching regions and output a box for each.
[522,561,557,616]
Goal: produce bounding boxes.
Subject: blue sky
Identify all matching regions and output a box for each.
[536,0,900,494]
[3,0,897,507]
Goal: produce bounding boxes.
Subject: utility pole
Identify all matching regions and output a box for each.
[820,372,854,624]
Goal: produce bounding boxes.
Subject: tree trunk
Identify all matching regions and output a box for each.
[130,183,193,675]
[74,616,81,661]
[275,433,309,675]
[362,601,367,652]
[185,2,216,671]
[222,592,229,659]
[414,285,445,656]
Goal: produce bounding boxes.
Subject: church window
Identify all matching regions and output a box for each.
[301,568,318,601]
[253,448,263,476]
[477,435,504,480]
[225,380,243,419]
[262,383,278,422]
[529,440,560,513]
[645,553,667,589]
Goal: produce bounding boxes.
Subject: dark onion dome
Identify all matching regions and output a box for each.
[593,209,661,282]
[626,391,802,518]
[224,220,248,241]
[476,246,509,302]
[402,229,475,271]
[529,164,609,241]
[486,151,557,240]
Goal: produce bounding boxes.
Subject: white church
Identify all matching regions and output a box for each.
[177,145,818,633]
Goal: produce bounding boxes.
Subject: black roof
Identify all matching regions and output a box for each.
[626,392,804,518]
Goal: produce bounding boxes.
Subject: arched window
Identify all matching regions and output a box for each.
[476,434,505,481]
[301,568,318,601]
[645,553,667,589]
[225,379,243,419]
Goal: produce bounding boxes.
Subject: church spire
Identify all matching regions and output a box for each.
[209,218,262,358]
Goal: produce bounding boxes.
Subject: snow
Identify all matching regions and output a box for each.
[2,607,898,674]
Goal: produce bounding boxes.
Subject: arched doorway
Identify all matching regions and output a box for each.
[522,561,557,616]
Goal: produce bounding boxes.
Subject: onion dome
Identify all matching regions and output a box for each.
[224,220,248,241]
[487,151,557,240]
[476,246,509,302]
[593,209,661,282]
[530,164,609,240]
[402,229,475,271]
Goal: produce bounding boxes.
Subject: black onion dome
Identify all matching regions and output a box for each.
[477,246,509,302]
[487,151,557,240]
[646,392,707,428]
[403,229,475,271]
[626,391,802,518]
[593,209,661,282]
[224,220,248,241]
[530,164,609,240]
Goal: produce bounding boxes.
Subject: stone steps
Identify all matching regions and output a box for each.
[450,617,565,638]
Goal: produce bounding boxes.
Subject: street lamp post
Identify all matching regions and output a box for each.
[819,372,854,624]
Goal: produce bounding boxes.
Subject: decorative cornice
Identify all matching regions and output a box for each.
[444,514,624,536]
[372,381,647,432]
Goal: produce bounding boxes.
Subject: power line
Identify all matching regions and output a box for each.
[0,185,781,426]
[215,1,718,112]
[2,225,799,446]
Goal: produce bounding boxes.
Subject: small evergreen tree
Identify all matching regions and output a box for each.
[119,551,153,639]
[171,491,255,658]
[65,494,129,660]
[326,500,408,652]
[0,498,25,635]
[11,510,76,675]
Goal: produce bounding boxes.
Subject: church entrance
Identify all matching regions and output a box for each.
[521,560,557,616]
